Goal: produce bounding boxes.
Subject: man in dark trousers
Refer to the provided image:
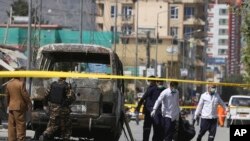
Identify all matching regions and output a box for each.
[152,79,166,141]
[136,76,164,141]
[193,84,227,141]
[151,81,180,141]
[43,78,76,141]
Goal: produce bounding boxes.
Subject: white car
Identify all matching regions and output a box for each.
[226,95,250,127]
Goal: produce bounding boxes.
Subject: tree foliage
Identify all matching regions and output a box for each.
[6,0,29,17]
[12,0,28,16]
[221,74,249,101]
[241,2,250,83]
[6,0,44,24]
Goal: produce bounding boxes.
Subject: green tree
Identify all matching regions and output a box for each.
[241,2,250,83]
[6,0,44,24]
[9,0,29,16]
[221,74,249,101]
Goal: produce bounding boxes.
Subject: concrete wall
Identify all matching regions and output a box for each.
[0,0,95,30]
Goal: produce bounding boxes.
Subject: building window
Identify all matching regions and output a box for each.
[110,26,114,32]
[122,25,133,35]
[97,23,103,31]
[170,27,178,37]
[219,8,228,15]
[97,3,104,16]
[138,38,146,44]
[218,29,228,35]
[138,28,155,35]
[111,5,116,18]
[184,27,194,36]
[218,39,228,45]
[184,7,194,19]
[122,5,133,20]
[219,19,228,25]
[218,49,227,55]
[170,6,178,19]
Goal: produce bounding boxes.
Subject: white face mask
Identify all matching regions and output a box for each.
[158,85,163,88]
[210,88,216,94]
[171,88,177,94]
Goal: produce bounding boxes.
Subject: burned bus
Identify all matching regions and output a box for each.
[30,44,125,140]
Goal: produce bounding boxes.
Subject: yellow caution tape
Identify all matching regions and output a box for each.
[0,71,249,87]
[124,104,197,109]
[180,106,196,109]
[0,94,6,97]
[124,104,137,108]
[229,106,250,109]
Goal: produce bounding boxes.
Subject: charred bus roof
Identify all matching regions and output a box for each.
[37,43,114,64]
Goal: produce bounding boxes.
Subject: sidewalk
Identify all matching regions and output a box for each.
[0,123,35,141]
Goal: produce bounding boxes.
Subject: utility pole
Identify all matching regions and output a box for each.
[38,0,42,47]
[155,13,159,77]
[134,0,139,93]
[181,40,185,102]
[91,0,96,43]
[80,0,83,44]
[26,0,32,99]
[146,31,151,69]
[27,0,32,70]
[114,0,118,52]
[170,36,177,78]
[135,0,139,77]
[4,7,12,44]
[203,0,209,91]
[78,0,83,72]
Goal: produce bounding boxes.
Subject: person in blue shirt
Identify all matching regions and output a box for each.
[136,76,164,141]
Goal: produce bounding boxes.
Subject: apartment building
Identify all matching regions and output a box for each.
[206,0,243,82]
[95,0,206,80]
[206,3,229,82]
[227,0,242,76]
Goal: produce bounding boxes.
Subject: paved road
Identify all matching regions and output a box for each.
[0,115,229,141]
[119,115,230,141]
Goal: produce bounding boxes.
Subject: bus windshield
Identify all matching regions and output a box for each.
[52,62,111,74]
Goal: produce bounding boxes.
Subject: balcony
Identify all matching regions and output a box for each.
[96,16,104,24]
[121,15,134,24]
[95,0,104,3]
[183,16,205,25]
[172,0,204,3]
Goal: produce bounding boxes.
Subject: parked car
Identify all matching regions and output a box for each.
[226,95,250,127]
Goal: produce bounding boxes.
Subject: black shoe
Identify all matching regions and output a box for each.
[42,133,53,141]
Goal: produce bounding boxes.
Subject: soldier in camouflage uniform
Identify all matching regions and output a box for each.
[43,78,76,141]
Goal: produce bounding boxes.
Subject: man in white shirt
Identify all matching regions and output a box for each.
[194,84,227,141]
[151,81,180,141]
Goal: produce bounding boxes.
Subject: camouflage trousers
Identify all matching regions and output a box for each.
[43,103,72,141]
